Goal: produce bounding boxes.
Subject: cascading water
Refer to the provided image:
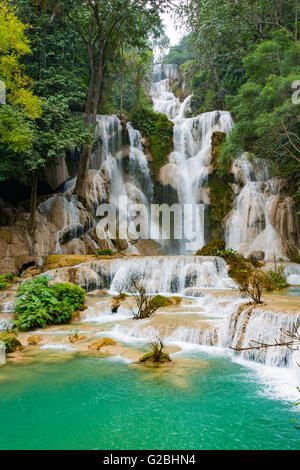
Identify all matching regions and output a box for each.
[225,153,294,260]
[45,255,236,293]
[150,64,234,254]
[126,123,153,201]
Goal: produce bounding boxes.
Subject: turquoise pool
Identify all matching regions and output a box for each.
[0,351,299,450]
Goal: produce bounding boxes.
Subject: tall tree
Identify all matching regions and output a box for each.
[68,0,169,205]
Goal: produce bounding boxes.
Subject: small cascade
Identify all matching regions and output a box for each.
[284,263,300,285]
[91,115,122,169]
[36,194,84,255]
[218,306,300,367]
[153,63,179,82]
[109,256,235,294]
[126,123,153,200]
[45,255,236,293]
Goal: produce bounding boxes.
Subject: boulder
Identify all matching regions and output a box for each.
[27,335,42,345]
[248,251,265,261]
[88,337,116,350]
[0,332,23,353]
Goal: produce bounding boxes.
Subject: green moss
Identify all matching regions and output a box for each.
[196,239,225,256]
[0,273,15,290]
[97,249,115,256]
[196,241,259,285]
[204,132,235,238]
[149,295,173,309]
[138,351,171,363]
[129,107,173,178]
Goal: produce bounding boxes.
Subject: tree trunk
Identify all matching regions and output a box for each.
[73,46,104,205]
[29,170,38,235]
[120,43,124,116]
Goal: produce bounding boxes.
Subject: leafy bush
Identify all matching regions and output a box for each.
[97,249,114,256]
[196,239,225,256]
[0,272,15,289]
[14,276,85,331]
[263,268,289,291]
[139,336,171,363]
[0,279,7,289]
[149,295,173,309]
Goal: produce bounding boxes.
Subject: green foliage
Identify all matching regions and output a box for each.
[205,173,234,238]
[290,252,300,264]
[97,249,115,256]
[0,0,42,162]
[163,35,194,65]
[0,0,93,183]
[0,280,7,289]
[197,240,258,285]
[139,337,171,363]
[220,32,300,195]
[196,239,225,256]
[0,272,15,289]
[263,268,289,291]
[149,295,173,309]
[130,107,173,178]
[14,276,85,331]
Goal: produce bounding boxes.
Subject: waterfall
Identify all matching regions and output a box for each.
[126,123,153,200]
[45,255,236,293]
[225,153,298,260]
[153,63,179,82]
[285,264,300,285]
[91,115,122,169]
[218,306,300,367]
[150,65,234,253]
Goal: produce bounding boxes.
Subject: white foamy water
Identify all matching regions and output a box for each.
[40,344,77,351]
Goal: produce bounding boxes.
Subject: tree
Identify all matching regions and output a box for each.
[220,30,300,200]
[10,0,94,233]
[0,0,42,152]
[68,0,169,205]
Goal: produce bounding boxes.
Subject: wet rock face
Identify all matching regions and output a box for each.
[266,196,300,254]
[247,251,265,261]
[40,157,69,191]
[0,226,33,275]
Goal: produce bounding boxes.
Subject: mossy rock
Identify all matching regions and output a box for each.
[97,249,115,256]
[44,254,96,270]
[0,231,12,244]
[138,351,171,363]
[129,107,173,179]
[211,132,226,169]
[88,337,116,350]
[196,239,225,256]
[169,296,182,305]
[149,295,173,309]
[0,332,23,353]
[27,334,42,345]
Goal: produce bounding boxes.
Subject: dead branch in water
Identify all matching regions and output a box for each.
[230,328,300,352]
